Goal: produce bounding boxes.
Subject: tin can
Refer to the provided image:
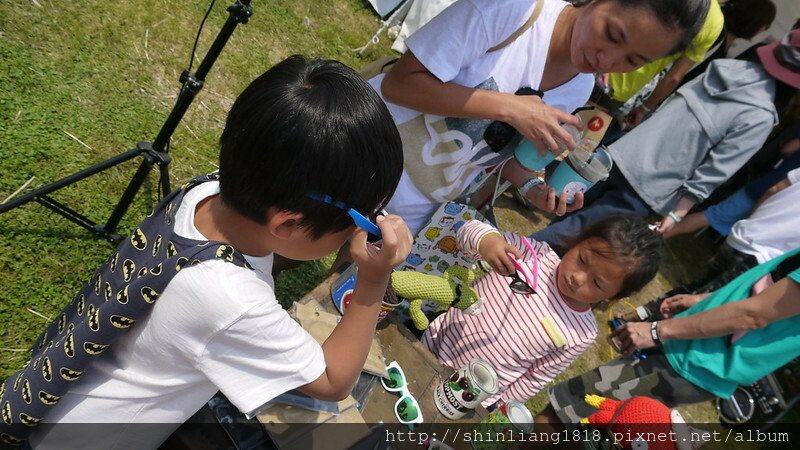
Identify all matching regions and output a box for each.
[470,400,534,450]
[434,359,500,420]
[331,263,399,323]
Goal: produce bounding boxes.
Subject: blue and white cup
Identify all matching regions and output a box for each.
[548,141,612,204]
[513,123,583,172]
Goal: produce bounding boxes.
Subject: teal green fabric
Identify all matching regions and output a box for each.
[663,247,800,398]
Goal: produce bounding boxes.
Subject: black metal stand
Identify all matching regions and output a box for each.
[0,0,253,243]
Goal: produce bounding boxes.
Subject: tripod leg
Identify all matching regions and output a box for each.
[102,157,157,242]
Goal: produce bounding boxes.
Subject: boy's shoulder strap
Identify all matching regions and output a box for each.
[486,0,545,53]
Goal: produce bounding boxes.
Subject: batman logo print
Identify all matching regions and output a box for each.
[131,227,148,251]
[57,313,66,333]
[138,267,148,278]
[94,274,101,295]
[152,234,162,256]
[2,402,10,425]
[37,329,47,349]
[19,413,42,427]
[122,259,136,282]
[77,295,85,315]
[89,308,100,332]
[165,202,174,225]
[60,367,84,381]
[1,433,24,446]
[32,358,40,370]
[104,282,113,301]
[84,342,109,355]
[0,380,5,398]
[117,286,129,304]
[64,332,75,358]
[38,390,61,405]
[110,315,136,329]
[13,373,22,391]
[42,357,52,381]
[150,263,163,276]
[175,257,189,271]
[141,287,159,304]
[167,241,177,258]
[215,245,234,262]
[22,380,31,404]
[109,252,119,272]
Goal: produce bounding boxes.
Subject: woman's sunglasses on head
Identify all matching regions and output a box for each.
[381,361,424,427]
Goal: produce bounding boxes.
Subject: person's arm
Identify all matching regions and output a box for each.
[624,56,696,129]
[656,196,696,235]
[756,177,792,208]
[661,210,709,239]
[680,115,775,212]
[457,219,503,260]
[613,277,800,354]
[501,157,585,215]
[779,136,800,159]
[298,215,412,400]
[382,52,581,154]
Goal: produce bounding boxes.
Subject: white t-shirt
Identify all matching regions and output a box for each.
[370,0,593,232]
[727,168,800,264]
[30,181,326,449]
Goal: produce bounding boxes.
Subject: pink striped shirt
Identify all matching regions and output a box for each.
[422,220,597,407]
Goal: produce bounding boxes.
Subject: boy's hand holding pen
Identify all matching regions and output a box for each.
[349,213,412,292]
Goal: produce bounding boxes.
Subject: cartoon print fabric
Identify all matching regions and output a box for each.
[401,201,485,277]
[0,174,252,444]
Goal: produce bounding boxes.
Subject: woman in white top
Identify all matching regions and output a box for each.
[372,0,710,232]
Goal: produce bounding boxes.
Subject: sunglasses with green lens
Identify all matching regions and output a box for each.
[381,361,424,427]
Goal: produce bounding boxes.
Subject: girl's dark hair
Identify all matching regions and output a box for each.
[566,215,663,298]
[218,55,403,239]
[616,0,711,55]
[722,0,776,41]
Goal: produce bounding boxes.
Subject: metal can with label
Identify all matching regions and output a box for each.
[331,263,399,323]
[470,400,534,449]
[434,359,500,419]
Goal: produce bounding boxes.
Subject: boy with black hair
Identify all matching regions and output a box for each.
[3,55,412,448]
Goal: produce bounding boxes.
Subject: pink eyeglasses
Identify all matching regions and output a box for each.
[507,236,539,295]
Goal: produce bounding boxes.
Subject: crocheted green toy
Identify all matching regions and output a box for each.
[391,265,481,330]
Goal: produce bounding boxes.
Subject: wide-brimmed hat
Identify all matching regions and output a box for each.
[758,29,800,89]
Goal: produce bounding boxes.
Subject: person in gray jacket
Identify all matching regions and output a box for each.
[532,30,800,254]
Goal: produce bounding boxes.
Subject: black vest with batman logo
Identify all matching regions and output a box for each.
[0,173,253,444]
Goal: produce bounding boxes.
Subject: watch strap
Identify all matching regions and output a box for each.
[519,176,544,197]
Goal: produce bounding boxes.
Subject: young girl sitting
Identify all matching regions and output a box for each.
[422,215,662,407]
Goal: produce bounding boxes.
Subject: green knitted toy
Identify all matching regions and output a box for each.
[391,265,481,330]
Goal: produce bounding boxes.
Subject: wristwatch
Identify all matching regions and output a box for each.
[668,211,683,223]
[650,321,662,345]
[519,176,544,198]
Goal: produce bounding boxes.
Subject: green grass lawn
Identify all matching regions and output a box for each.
[0,0,784,433]
[0,0,392,374]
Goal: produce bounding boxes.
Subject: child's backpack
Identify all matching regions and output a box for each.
[0,173,253,444]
